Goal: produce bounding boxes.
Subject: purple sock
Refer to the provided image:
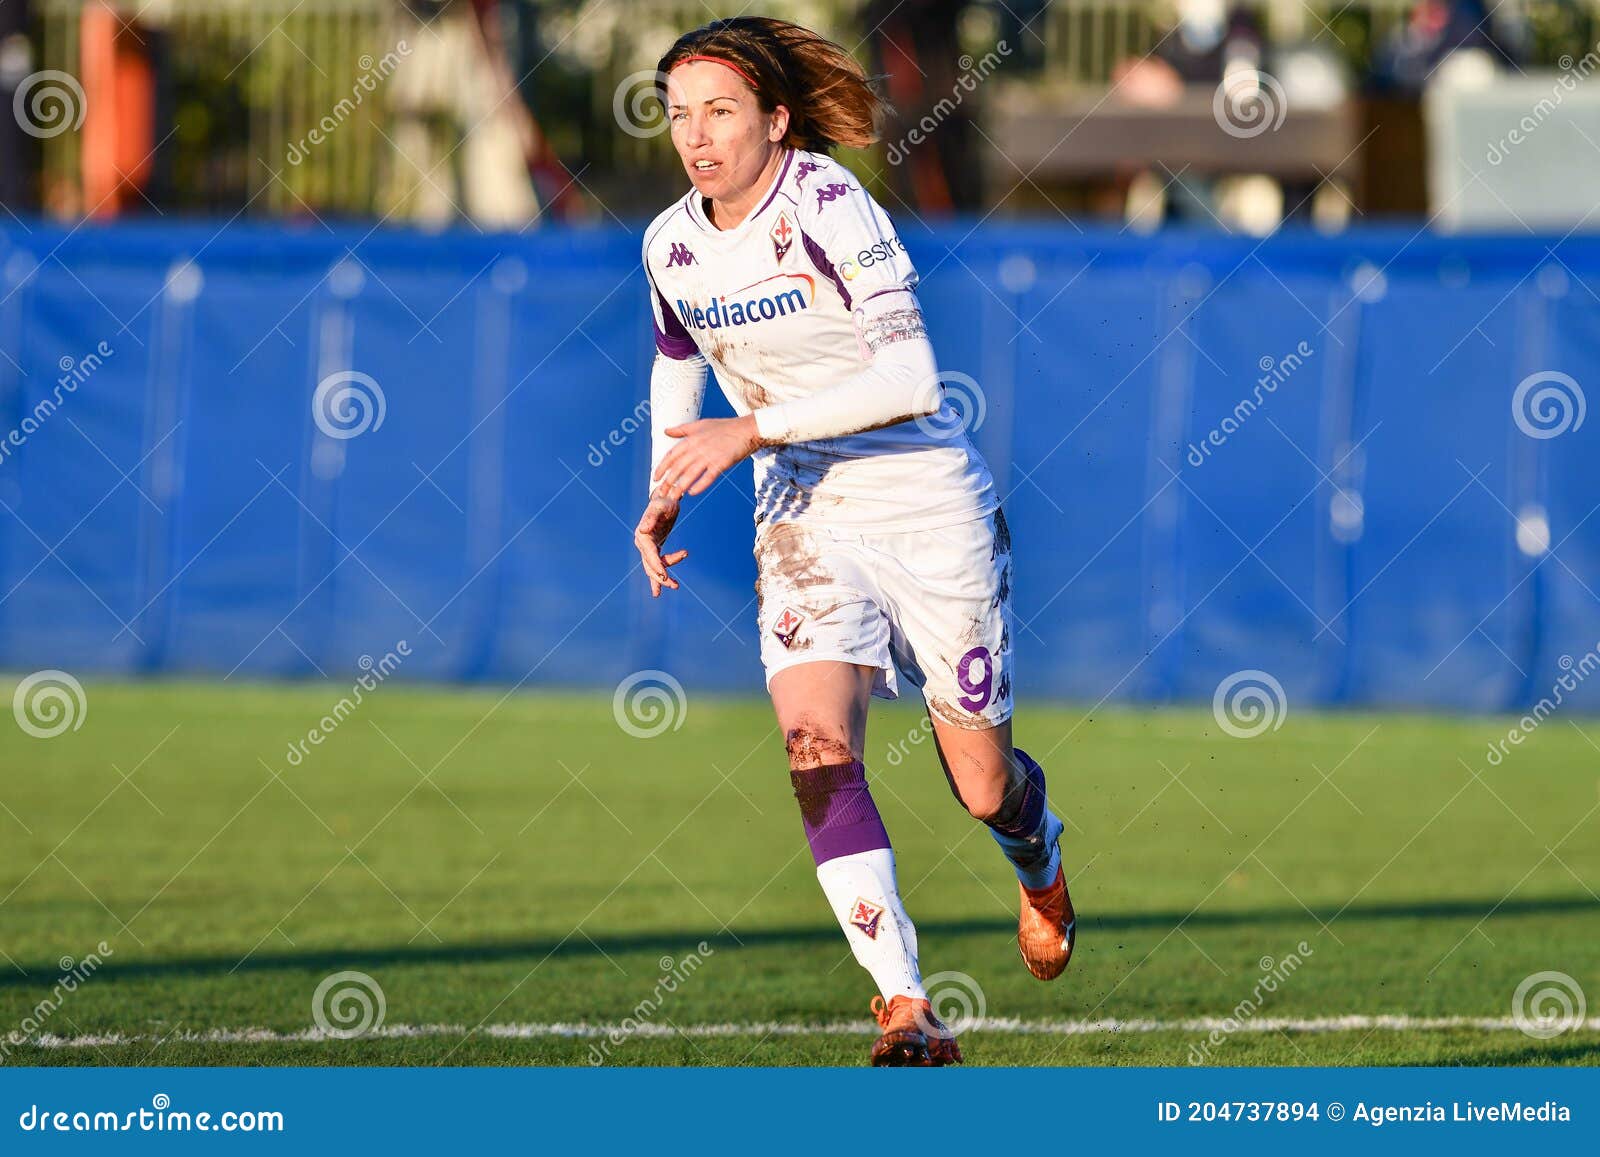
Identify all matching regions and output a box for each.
[991,746,1048,840]
[790,759,891,866]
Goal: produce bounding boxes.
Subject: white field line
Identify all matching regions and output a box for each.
[13,1015,1600,1049]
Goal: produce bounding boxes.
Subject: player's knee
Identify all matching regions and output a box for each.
[958,777,1008,824]
[785,719,856,770]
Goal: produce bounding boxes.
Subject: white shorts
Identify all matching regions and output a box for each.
[753,508,1013,730]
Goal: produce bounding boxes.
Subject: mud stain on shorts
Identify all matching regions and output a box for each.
[753,522,837,619]
[926,694,993,731]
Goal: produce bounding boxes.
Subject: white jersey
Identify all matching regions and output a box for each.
[642,147,997,532]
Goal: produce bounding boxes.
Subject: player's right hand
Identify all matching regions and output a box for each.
[634,491,688,598]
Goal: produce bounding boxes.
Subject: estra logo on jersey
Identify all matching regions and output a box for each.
[675,273,815,333]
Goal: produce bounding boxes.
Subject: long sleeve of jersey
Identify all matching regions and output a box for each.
[648,350,709,498]
[751,286,939,444]
[643,247,709,499]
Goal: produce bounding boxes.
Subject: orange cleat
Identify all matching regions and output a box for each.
[869,995,963,1067]
[1018,865,1077,980]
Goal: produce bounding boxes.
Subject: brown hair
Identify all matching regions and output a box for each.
[655,17,885,152]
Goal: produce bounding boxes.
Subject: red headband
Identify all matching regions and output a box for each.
[673,53,758,90]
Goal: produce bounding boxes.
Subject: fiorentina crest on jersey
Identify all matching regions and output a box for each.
[849,897,884,940]
[772,606,805,649]
[770,212,793,263]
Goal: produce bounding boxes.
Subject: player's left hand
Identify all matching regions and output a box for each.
[654,414,762,500]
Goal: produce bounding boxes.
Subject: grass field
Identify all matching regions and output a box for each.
[1,679,1596,1067]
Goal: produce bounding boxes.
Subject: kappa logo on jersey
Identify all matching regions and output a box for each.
[815,182,853,209]
[676,273,815,333]
[770,212,794,263]
[793,158,821,187]
[772,606,805,649]
[849,897,884,940]
[665,241,696,268]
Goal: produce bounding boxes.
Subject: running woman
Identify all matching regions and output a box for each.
[633,17,1076,1067]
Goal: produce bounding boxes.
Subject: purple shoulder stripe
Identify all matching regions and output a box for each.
[652,283,698,360]
[800,227,851,310]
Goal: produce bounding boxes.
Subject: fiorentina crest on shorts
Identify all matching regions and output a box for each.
[770,212,794,263]
[772,606,805,649]
[849,897,884,940]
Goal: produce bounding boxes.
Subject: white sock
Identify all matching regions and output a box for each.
[815,848,926,1001]
[991,810,1064,891]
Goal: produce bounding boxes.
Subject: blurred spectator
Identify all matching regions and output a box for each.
[1115,0,1264,104]
[384,0,541,228]
[1113,0,1267,226]
[864,0,987,214]
[1370,0,1523,94]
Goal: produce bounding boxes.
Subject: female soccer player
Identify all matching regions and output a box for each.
[633,16,1076,1067]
